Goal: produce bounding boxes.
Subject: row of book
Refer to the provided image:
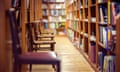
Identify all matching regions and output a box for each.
[98,51,116,72]
[67,29,74,42]
[42,4,65,9]
[79,0,88,8]
[50,9,66,16]
[111,2,120,25]
[99,5,108,24]
[99,2,120,24]
[68,20,80,31]
[89,45,116,72]
[50,4,65,9]
[99,26,116,51]
[73,37,80,48]
[98,0,107,3]
[67,12,73,20]
[49,22,65,29]
[49,16,66,22]
[12,0,21,7]
[42,0,65,3]
[42,9,66,16]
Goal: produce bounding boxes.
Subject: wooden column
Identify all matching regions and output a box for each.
[30,0,34,22]
[116,15,120,72]
[0,0,12,72]
[21,0,27,72]
[34,0,42,20]
[21,0,27,53]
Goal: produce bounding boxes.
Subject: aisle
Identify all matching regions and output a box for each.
[55,36,94,72]
[30,36,94,72]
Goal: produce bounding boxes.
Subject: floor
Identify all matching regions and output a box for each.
[29,36,95,72]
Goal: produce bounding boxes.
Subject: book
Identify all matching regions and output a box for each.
[85,0,88,7]
[90,42,96,63]
[44,22,48,29]
[12,0,20,7]
[98,51,104,72]
[49,22,56,29]
[102,27,107,48]
[92,0,96,4]
[99,5,108,23]
[111,2,120,25]
[99,6,105,23]
[103,55,116,72]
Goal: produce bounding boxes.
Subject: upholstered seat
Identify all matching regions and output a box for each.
[18,52,60,64]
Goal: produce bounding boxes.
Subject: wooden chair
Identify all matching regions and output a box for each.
[32,20,55,41]
[27,22,56,51]
[7,8,61,72]
[39,19,55,35]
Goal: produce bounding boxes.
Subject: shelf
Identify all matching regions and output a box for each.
[66,0,117,72]
[41,0,66,35]
[98,1,107,5]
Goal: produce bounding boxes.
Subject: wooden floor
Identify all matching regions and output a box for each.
[29,36,95,72]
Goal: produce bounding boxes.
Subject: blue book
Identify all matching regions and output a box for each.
[98,51,104,72]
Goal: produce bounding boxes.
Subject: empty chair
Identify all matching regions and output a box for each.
[27,22,56,51]
[32,20,55,41]
[7,8,61,72]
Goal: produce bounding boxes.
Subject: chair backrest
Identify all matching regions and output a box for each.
[7,8,21,59]
[26,23,34,51]
[32,22,38,40]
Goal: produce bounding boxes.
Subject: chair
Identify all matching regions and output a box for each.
[39,19,54,35]
[32,20,55,41]
[7,8,61,72]
[27,22,56,51]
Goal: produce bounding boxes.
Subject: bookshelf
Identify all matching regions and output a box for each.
[66,0,119,72]
[41,0,66,35]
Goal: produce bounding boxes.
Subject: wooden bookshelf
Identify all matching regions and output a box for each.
[66,0,119,72]
[41,0,66,35]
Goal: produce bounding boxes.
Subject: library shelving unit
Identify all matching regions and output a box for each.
[42,0,66,35]
[66,0,119,72]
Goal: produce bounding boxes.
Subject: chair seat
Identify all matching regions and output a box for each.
[37,35,55,38]
[33,40,56,44]
[18,51,60,64]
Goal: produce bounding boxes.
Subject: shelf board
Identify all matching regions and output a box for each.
[90,4,96,7]
[98,22,108,26]
[49,15,66,17]
[98,1,107,5]
[48,2,65,4]
[84,6,88,9]
[48,8,66,10]
[80,6,84,9]
[49,21,66,23]
[83,19,89,22]
[84,33,88,38]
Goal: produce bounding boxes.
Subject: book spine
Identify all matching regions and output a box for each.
[90,42,96,63]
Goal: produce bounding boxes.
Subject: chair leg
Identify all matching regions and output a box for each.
[13,62,21,72]
[18,64,21,72]
[52,64,56,70]
[56,62,61,72]
[13,62,17,72]
[29,64,32,72]
[51,44,54,51]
